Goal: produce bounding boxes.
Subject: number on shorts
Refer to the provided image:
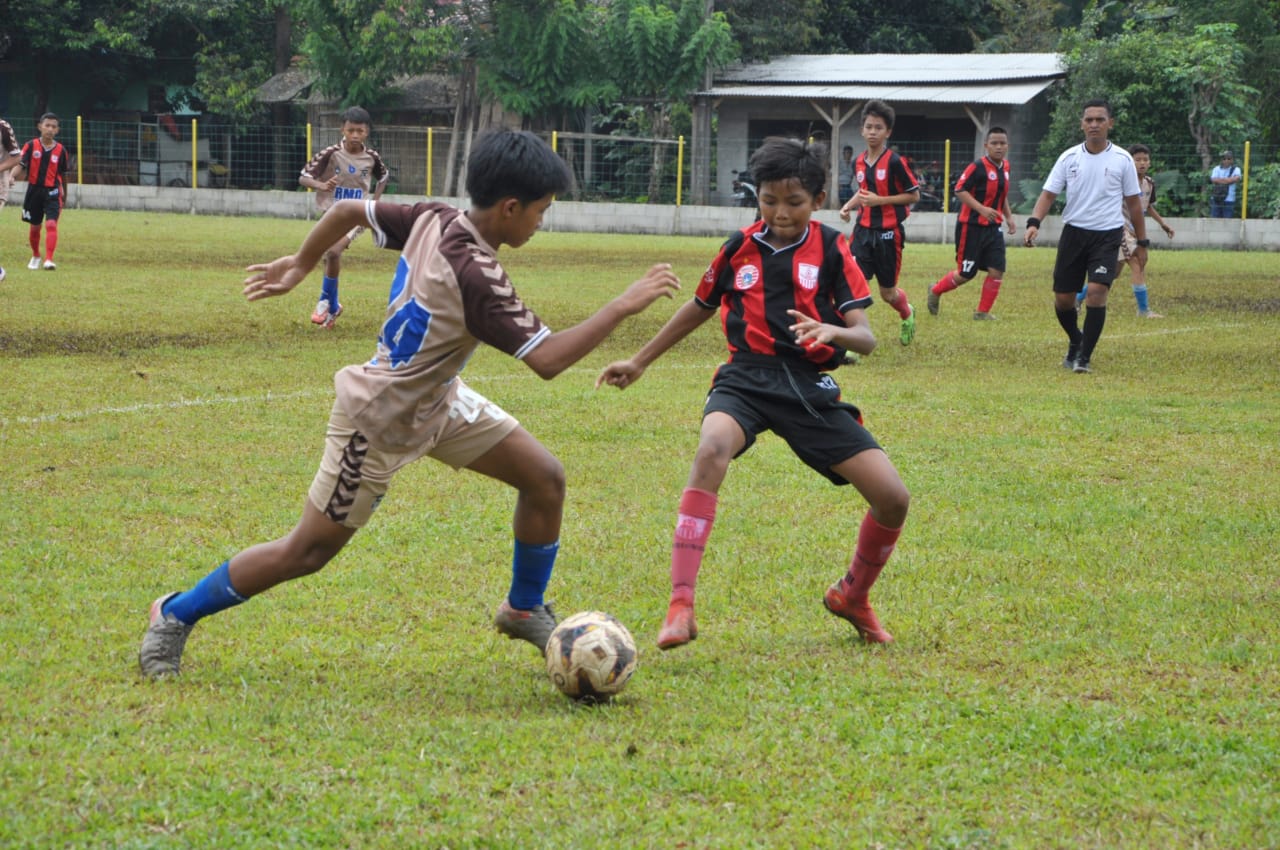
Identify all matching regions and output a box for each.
[961,260,976,276]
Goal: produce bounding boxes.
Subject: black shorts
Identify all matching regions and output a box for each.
[1052,223,1123,292]
[22,185,62,226]
[851,225,904,288]
[954,221,1006,279]
[702,354,881,486]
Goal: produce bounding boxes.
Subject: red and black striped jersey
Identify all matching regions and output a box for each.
[853,149,919,230]
[694,220,873,370]
[21,139,68,189]
[954,156,1010,227]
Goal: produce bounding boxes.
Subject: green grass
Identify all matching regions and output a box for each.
[1,209,1277,849]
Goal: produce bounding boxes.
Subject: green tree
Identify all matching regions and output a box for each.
[1045,3,1257,172]
[478,0,617,125]
[600,0,735,202]
[715,0,823,62]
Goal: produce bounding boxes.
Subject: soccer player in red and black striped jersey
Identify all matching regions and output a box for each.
[18,113,69,271]
[599,137,910,650]
[927,127,1017,320]
[839,100,920,345]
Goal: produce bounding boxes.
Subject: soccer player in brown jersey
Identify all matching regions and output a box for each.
[599,137,910,650]
[927,127,1017,320]
[839,100,920,345]
[299,106,390,329]
[139,129,681,678]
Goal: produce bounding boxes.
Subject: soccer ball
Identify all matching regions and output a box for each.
[545,611,638,702]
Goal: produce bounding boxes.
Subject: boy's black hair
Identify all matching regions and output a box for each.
[1082,98,1112,117]
[341,106,372,127]
[1128,142,1151,156]
[39,112,59,123]
[862,99,895,130]
[987,126,1009,138]
[466,128,572,208]
[747,137,828,198]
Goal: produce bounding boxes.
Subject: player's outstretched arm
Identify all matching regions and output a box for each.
[243,200,370,301]
[788,308,876,357]
[523,263,681,380]
[596,299,714,390]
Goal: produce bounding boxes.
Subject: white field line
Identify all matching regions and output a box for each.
[0,322,1249,427]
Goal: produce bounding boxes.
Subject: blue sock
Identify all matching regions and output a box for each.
[1133,284,1150,313]
[162,560,248,625]
[321,275,339,308]
[508,539,558,609]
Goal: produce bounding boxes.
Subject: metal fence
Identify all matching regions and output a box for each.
[15,116,1280,218]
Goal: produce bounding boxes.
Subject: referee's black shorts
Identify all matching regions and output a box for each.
[1052,223,1123,292]
[703,353,881,486]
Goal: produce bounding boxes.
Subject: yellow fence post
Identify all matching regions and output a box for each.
[1241,140,1251,220]
[305,123,313,192]
[76,116,83,185]
[677,135,684,206]
[427,127,433,196]
[552,130,558,153]
[943,138,951,216]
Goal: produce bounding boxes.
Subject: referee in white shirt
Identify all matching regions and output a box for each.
[1024,99,1148,374]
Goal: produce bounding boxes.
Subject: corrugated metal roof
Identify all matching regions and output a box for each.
[714,53,1063,85]
[701,80,1058,106]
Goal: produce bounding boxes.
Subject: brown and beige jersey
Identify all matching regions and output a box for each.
[301,142,389,210]
[333,201,551,451]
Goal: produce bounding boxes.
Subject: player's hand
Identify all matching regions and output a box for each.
[616,263,681,315]
[855,188,878,208]
[323,174,340,190]
[596,360,645,391]
[1006,218,1017,235]
[243,255,309,301]
[1164,225,1175,239]
[1023,226,1038,248]
[787,309,838,349]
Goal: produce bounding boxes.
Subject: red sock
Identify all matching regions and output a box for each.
[842,512,903,601]
[670,487,717,604]
[977,276,1002,313]
[892,289,913,320]
[931,271,961,296]
[44,220,58,261]
[29,225,41,257]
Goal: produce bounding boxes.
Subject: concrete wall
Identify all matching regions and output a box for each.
[61,182,1280,250]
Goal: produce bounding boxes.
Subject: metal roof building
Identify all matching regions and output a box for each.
[690,53,1065,206]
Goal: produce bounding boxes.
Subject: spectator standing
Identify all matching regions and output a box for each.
[1209,150,1242,219]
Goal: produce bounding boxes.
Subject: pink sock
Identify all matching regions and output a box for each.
[843,512,903,601]
[977,276,1002,312]
[932,271,961,295]
[892,289,913,320]
[670,487,717,604]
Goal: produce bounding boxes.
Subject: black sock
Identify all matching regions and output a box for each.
[1080,305,1107,361]
[1055,308,1082,354]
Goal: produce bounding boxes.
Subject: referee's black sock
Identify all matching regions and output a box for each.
[1055,307,1083,352]
[1080,305,1107,361]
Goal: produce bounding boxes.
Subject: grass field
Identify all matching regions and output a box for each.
[1,209,1277,849]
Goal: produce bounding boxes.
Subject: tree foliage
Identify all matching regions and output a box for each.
[1044,3,1258,170]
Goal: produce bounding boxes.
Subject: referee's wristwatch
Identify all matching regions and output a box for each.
[1136,238,1151,247]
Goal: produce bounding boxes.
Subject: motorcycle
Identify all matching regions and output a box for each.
[731,168,758,209]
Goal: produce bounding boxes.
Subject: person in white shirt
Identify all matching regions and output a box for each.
[1023,99,1148,374]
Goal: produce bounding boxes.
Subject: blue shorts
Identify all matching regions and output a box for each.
[703,353,881,486]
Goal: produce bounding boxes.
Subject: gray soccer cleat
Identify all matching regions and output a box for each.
[139,592,194,677]
[494,600,558,653]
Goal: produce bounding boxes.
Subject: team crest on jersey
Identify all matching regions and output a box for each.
[797,263,819,290]
[347,164,357,174]
[876,168,887,181]
[734,263,760,290]
[856,170,865,185]
[988,170,998,180]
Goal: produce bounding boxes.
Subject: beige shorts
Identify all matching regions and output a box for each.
[1118,230,1138,262]
[0,169,11,204]
[307,379,519,528]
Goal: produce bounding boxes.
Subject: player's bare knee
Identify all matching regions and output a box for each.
[872,485,910,529]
